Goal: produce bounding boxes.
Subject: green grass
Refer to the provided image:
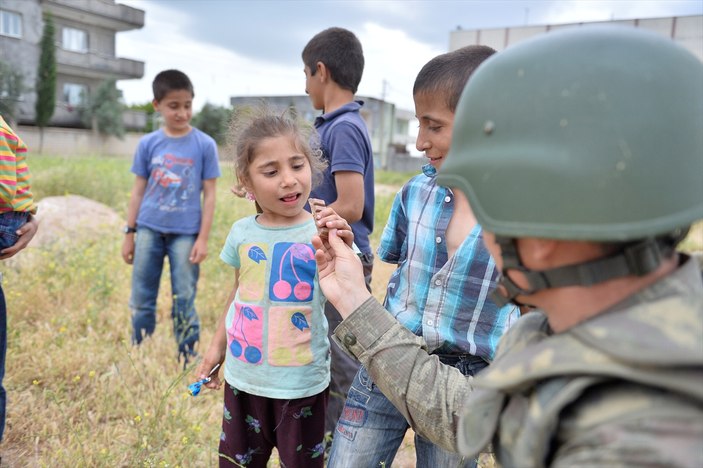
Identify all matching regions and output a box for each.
[9,154,699,465]
[1,154,402,466]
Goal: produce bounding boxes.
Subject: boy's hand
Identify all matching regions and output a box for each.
[0,215,38,260]
[189,238,208,264]
[122,235,135,264]
[195,349,225,390]
[313,229,370,319]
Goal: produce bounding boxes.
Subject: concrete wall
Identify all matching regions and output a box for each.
[17,125,142,156]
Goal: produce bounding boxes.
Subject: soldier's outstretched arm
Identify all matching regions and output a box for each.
[332,298,472,452]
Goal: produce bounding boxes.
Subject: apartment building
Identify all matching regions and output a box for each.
[0,0,144,126]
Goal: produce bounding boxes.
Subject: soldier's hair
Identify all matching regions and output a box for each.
[152,69,194,102]
[413,45,496,112]
[302,27,365,94]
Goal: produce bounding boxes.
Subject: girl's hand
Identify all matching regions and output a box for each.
[313,229,371,319]
[195,348,225,390]
[315,207,355,247]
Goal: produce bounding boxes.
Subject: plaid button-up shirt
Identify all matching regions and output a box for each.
[378,164,518,360]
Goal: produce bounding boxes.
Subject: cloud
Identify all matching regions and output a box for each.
[116,0,702,111]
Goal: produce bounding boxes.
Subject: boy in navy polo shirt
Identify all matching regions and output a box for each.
[302,27,375,436]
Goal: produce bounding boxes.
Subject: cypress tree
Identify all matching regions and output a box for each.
[35,12,56,152]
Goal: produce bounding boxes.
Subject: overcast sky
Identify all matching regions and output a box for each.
[116,0,702,113]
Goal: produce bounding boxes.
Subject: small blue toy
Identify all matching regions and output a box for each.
[188,363,221,397]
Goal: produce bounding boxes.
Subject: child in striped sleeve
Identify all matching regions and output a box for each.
[0,115,36,250]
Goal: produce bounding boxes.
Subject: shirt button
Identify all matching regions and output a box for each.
[343,333,357,346]
[427,320,433,326]
[444,196,451,203]
[434,279,442,286]
[435,236,442,244]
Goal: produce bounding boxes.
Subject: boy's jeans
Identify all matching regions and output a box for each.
[0,211,29,250]
[129,227,200,364]
[327,354,488,468]
[325,252,373,434]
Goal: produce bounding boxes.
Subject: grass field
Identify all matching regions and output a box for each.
[1,155,412,467]
[3,154,701,466]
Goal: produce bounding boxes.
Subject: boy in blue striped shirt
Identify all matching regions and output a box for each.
[327,46,519,468]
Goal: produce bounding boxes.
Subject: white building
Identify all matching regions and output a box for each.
[450,15,703,61]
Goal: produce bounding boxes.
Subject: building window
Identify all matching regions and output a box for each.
[62,27,87,52]
[0,9,22,38]
[63,83,87,106]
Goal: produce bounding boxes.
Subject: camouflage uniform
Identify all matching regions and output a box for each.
[333,256,703,467]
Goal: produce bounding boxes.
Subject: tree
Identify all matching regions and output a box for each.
[127,101,157,132]
[191,103,231,145]
[35,12,57,152]
[0,59,27,126]
[82,79,125,138]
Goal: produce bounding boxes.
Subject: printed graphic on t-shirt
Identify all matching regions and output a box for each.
[269,242,316,302]
[145,152,196,212]
[268,306,313,366]
[228,241,317,367]
[227,302,264,365]
[238,243,267,302]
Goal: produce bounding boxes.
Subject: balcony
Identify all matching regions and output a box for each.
[56,48,144,80]
[42,0,144,32]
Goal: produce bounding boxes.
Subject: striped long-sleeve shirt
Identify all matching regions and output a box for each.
[0,116,36,214]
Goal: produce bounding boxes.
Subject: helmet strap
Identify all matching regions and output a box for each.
[489,231,686,307]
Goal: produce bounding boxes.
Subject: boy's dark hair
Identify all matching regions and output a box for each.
[302,27,364,94]
[413,45,496,112]
[152,69,194,102]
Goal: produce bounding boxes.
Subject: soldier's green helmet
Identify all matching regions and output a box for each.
[437,26,703,241]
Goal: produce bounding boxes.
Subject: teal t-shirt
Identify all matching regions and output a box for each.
[219,215,330,399]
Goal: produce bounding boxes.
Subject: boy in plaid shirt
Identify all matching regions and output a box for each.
[327,46,518,468]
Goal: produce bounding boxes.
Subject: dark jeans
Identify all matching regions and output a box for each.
[325,252,373,433]
[0,281,6,442]
[0,211,29,250]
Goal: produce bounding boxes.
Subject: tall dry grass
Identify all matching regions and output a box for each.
[4,155,701,467]
[1,155,408,467]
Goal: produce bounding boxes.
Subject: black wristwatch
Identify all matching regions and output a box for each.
[124,225,137,234]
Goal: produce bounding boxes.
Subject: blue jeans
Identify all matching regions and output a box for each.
[0,211,29,250]
[129,227,200,364]
[325,252,373,434]
[0,281,6,442]
[327,354,488,468]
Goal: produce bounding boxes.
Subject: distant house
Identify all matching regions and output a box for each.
[0,0,144,127]
[230,95,416,170]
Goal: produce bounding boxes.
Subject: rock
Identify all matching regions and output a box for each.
[30,195,122,248]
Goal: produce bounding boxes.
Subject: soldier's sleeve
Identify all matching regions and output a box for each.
[333,297,472,452]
